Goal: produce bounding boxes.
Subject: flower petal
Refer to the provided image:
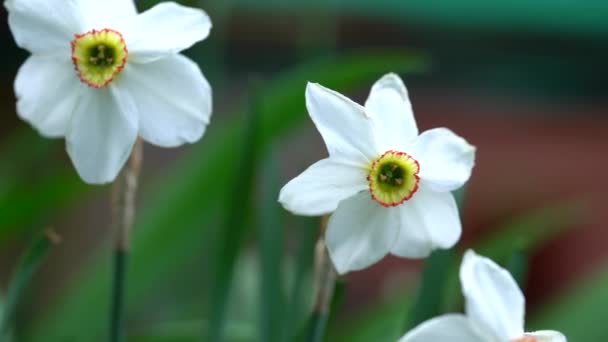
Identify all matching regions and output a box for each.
[119,54,211,147]
[410,128,476,192]
[326,192,399,274]
[278,158,367,216]
[78,0,136,28]
[5,0,84,55]
[66,85,138,184]
[526,330,567,342]
[460,249,525,340]
[390,186,461,258]
[122,2,212,63]
[364,73,418,150]
[399,314,485,342]
[14,55,81,137]
[306,82,378,165]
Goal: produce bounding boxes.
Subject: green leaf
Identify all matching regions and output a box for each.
[128,320,256,342]
[529,269,608,342]
[283,218,317,342]
[1,230,61,339]
[207,82,262,341]
[505,247,529,287]
[328,293,414,342]
[405,187,465,330]
[25,50,427,342]
[257,151,286,342]
[0,131,90,241]
[406,249,454,330]
[443,200,584,312]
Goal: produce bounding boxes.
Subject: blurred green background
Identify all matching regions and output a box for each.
[1,0,607,341]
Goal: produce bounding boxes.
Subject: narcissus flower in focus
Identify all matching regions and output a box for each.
[400,250,567,342]
[279,73,475,274]
[5,0,212,184]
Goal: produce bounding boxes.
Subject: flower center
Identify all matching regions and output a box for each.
[71,29,128,88]
[367,150,420,207]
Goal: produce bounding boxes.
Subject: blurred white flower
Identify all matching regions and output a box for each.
[279,73,475,274]
[5,0,213,184]
[400,250,566,342]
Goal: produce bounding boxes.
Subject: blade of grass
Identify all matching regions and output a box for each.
[406,249,454,329]
[529,268,608,342]
[506,247,528,287]
[257,151,286,342]
[128,319,256,342]
[405,187,465,330]
[328,293,415,342]
[442,199,585,312]
[283,217,317,342]
[207,79,262,342]
[0,229,61,338]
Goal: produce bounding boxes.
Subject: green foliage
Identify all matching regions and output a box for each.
[1,230,59,340]
[529,269,608,342]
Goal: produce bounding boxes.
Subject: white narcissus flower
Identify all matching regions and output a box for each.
[5,0,212,184]
[278,73,475,274]
[400,250,567,342]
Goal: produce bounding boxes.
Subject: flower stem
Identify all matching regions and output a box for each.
[110,138,143,342]
[307,216,337,342]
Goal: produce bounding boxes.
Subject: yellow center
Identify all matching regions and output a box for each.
[367,150,420,207]
[71,29,128,88]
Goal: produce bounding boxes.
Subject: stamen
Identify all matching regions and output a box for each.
[367,150,420,207]
[71,28,128,88]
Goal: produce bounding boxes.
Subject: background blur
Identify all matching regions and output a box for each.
[1,0,607,341]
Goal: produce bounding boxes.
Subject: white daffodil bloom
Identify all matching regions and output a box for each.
[279,73,475,274]
[5,0,212,184]
[400,250,566,342]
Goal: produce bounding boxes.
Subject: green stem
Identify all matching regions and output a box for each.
[307,217,337,342]
[110,138,142,342]
[110,250,127,342]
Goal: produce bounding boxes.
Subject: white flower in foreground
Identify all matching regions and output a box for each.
[5,0,212,184]
[400,250,566,342]
[278,73,475,274]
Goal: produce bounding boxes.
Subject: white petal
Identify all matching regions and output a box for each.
[278,158,367,216]
[5,0,84,55]
[410,128,476,192]
[14,55,81,137]
[460,250,525,340]
[78,0,136,28]
[326,192,399,274]
[122,2,212,63]
[390,186,461,258]
[119,54,211,147]
[364,73,418,150]
[399,314,486,342]
[66,85,138,184]
[526,330,567,342]
[306,82,378,165]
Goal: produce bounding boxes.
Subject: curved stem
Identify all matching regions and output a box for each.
[308,216,337,342]
[110,138,143,342]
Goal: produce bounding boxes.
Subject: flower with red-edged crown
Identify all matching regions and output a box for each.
[5,0,213,184]
[279,73,476,274]
[399,250,567,342]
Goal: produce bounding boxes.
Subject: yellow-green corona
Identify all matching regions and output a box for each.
[71,28,128,88]
[367,150,420,207]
